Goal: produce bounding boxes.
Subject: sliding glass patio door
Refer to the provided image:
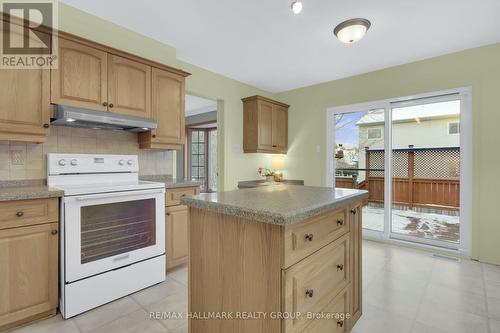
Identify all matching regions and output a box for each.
[328,89,471,254]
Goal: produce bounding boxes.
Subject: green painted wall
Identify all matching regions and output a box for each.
[59,4,278,191]
[277,43,500,265]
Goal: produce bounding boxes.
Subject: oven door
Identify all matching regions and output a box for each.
[63,188,165,282]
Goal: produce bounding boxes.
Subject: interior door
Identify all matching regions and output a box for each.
[51,38,108,111]
[107,54,151,117]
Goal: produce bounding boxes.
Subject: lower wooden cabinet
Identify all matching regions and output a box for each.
[166,205,189,270]
[0,222,58,331]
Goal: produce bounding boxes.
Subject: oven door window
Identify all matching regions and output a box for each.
[80,199,156,264]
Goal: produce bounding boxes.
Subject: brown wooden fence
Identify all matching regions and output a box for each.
[336,147,460,211]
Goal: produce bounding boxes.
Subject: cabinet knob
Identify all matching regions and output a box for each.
[51,230,58,235]
[337,320,344,328]
[337,218,344,226]
[304,233,314,242]
[102,102,108,107]
[166,212,171,216]
[337,264,344,271]
[305,289,314,298]
[43,123,50,128]
[16,211,24,217]
[350,208,357,215]
[152,134,157,138]
[272,145,277,148]
[109,103,114,108]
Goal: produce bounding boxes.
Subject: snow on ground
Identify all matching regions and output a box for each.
[362,205,459,243]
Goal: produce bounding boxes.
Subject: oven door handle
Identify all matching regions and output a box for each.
[74,189,164,201]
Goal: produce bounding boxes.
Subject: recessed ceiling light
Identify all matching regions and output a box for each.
[334,18,371,43]
[291,1,303,14]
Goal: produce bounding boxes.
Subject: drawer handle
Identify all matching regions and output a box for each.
[16,211,24,217]
[166,212,171,216]
[102,102,108,107]
[337,264,344,271]
[109,103,114,108]
[181,194,187,197]
[337,320,344,328]
[337,218,344,226]
[304,233,314,242]
[305,289,314,298]
[350,208,357,215]
[43,123,50,128]
[51,230,58,235]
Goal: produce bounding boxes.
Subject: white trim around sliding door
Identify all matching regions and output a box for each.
[325,87,472,256]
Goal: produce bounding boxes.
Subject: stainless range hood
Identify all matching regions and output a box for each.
[51,105,157,132]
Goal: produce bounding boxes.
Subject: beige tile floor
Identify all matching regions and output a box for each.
[12,240,500,333]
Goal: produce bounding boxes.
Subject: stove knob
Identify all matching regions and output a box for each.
[70,159,78,166]
[127,160,133,166]
[58,159,66,166]
[119,160,125,166]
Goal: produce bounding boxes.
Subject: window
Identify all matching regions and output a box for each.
[187,127,217,193]
[448,122,460,135]
[367,128,382,139]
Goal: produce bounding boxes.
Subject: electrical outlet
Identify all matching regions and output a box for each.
[10,150,25,165]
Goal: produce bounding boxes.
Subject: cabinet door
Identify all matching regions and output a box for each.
[166,205,188,270]
[0,223,58,331]
[151,68,185,146]
[271,105,288,153]
[0,30,50,143]
[257,101,273,151]
[350,204,362,327]
[51,38,107,111]
[107,54,151,117]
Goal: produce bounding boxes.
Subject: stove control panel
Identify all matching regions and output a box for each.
[47,154,139,175]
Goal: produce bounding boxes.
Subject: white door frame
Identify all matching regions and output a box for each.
[326,87,472,256]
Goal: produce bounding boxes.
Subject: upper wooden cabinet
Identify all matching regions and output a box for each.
[51,38,108,111]
[242,95,289,154]
[0,29,51,143]
[107,54,151,118]
[138,68,186,149]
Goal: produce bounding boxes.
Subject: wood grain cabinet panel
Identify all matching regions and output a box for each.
[107,54,151,117]
[51,38,108,111]
[0,223,58,331]
[166,205,189,270]
[138,68,187,150]
[0,28,51,143]
[0,198,58,230]
[242,95,289,154]
[349,204,362,327]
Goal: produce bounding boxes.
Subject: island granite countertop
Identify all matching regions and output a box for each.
[0,180,64,202]
[181,185,368,225]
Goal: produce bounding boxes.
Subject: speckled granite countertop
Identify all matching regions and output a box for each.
[181,185,368,225]
[0,180,64,202]
[140,175,201,189]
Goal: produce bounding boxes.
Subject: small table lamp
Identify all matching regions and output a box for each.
[271,156,285,182]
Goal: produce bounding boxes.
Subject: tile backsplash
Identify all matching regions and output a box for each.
[0,126,173,180]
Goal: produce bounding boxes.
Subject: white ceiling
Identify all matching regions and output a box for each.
[185,95,217,117]
[61,0,500,92]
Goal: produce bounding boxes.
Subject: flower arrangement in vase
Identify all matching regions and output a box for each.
[258,167,275,182]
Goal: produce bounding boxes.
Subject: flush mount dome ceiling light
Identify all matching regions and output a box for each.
[291,0,303,14]
[334,18,371,43]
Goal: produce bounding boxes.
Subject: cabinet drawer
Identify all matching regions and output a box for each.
[166,187,199,207]
[284,208,348,267]
[0,198,58,230]
[298,285,351,333]
[283,233,350,332]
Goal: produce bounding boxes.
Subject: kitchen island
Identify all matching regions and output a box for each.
[181,185,368,333]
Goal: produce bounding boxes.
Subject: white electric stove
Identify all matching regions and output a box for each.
[47,153,166,318]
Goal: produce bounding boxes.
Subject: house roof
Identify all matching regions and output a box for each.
[357,100,460,125]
